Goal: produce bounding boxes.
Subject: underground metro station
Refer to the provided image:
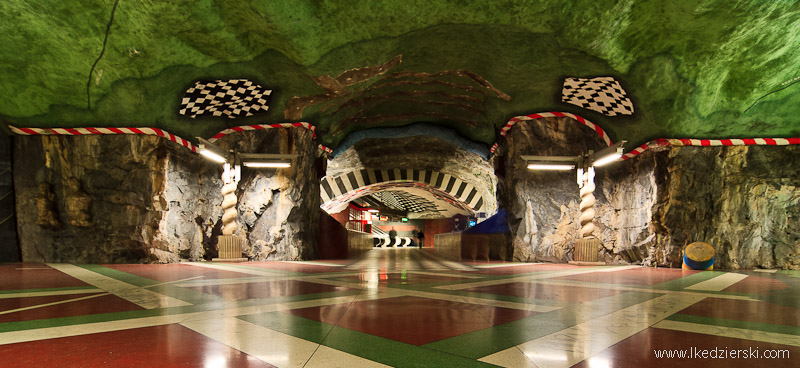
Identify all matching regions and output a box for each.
[0,1,799,367]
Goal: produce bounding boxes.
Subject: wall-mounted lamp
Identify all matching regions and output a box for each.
[238,153,294,169]
[197,137,231,163]
[588,141,626,167]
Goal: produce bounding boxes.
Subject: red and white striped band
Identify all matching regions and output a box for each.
[622,137,800,160]
[8,125,198,152]
[207,122,317,142]
[7,122,335,155]
[491,112,613,153]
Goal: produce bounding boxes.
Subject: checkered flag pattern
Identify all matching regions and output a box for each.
[562,77,633,116]
[373,191,440,213]
[179,79,271,119]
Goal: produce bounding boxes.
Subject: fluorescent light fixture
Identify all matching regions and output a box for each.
[589,140,626,167]
[196,137,230,163]
[527,163,575,170]
[242,162,291,168]
[238,153,294,169]
[200,149,227,163]
[522,155,578,171]
[368,209,380,213]
[591,152,622,167]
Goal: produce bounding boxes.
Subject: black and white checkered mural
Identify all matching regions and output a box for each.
[561,77,633,116]
[371,191,441,213]
[179,79,271,119]
[320,169,483,213]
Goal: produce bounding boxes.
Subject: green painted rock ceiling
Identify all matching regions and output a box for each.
[1,0,799,150]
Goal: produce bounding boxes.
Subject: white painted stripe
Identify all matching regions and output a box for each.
[731,139,745,145]
[341,174,355,193]
[439,173,452,190]
[353,170,366,189]
[775,138,790,145]
[427,171,439,186]
[690,139,701,145]
[685,272,747,291]
[440,265,640,290]
[468,190,483,210]
[46,264,191,309]
[181,317,319,368]
[709,140,723,146]
[481,294,705,368]
[380,169,390,182]
[367,169,377,186]
[654,320,800,347]
[0,288,101,299]
[406,168,414,181]
[393,168,402,181]
[755,138,767,145]
[328,178,343,197]
[306,345,393,368]
[96,128,115,134]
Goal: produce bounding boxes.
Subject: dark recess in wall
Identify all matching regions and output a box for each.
[0,135,19,261]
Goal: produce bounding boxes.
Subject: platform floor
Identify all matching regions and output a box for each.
[1,248,798,367]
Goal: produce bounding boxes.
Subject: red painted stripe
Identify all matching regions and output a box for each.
[250,125,264,130]
[677,139,692,145]
[720,139,733,146]
[700,140,711,146]
[574,115,586,124]
[128,128,145,134]
[741,138,757,145]
[47,128,62,135]
[551,112,566,117]
[18,127,40,135]
[787,138,800,144]
[153,129,164,137]
[232,126,245,132]
[108,127,125,134]
[86,127,102,134]
[65,128,82,135]
[763,138,776,145]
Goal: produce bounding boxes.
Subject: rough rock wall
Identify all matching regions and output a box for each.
[502,117,800,269]
[327,136,497,214]
[13,128,319,263]
[14,135,187,263]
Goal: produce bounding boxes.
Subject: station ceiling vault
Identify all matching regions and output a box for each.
[1,1,799,152]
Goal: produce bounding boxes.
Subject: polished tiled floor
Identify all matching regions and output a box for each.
[1,249,799,367]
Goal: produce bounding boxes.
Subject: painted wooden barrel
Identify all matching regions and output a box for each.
[682,241,715,270]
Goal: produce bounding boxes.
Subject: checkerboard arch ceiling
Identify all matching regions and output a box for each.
[320,169,483,214]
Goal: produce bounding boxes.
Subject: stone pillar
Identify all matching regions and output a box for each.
[214,163,245,261]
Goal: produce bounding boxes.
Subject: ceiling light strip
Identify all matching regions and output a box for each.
[621,137,800,160]
[7,125,197,152]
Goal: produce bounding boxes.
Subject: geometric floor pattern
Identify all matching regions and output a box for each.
[1,249,799,367]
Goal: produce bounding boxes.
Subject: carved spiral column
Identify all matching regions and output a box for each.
[216,163,243,260]
[578,166,596,239]
[221,180,238,235]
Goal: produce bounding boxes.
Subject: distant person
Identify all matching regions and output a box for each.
[411,227,419,247]
[417,229,424,248]
[388,227,397,247]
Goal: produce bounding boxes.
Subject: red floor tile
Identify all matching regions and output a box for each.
[573,327,800,368]
[723,275,789,295]
[463,282,625,302]
[554,267,698,286]
[677,298,800,327]
[185,280,350,300]
[0,263,90,291]
[0,293,144,323]
[1,324,274,368]
[287,296,537,345]
[105,263,252,283]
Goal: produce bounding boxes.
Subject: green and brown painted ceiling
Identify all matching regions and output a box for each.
[2,0,799,151]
